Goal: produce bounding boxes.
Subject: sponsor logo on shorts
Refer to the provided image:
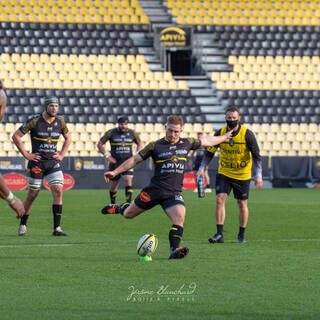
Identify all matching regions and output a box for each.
[140,192,151,202]
[175,194,184,202]
[32,166,42,173]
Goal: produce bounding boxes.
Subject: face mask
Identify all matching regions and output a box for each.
[226,120,239,130]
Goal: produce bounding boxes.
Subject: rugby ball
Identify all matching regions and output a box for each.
[137,234,158,256]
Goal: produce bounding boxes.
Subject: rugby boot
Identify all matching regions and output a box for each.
[52,226,68,236]
[168,247,189,259]
[237,233,246,243]
[101,202,130,215]
[208,233,224,244]
[18,224,27,236]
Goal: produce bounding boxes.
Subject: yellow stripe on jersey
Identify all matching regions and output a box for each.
[110,142,133,146]
[155,157,187,163]
[34,137,59,142]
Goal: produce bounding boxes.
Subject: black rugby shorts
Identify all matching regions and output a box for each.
[134,185,185,211]
[28,159,61,179]
[215,173,251,200]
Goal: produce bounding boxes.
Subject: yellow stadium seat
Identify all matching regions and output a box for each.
[149,132,159,141]
[311,141,319,151]
[145,123,154,133]
[301,142,310,151]
[90,132,100,142]
[193,123,203,133]
[134,123,145,132]
[139,133,149,143]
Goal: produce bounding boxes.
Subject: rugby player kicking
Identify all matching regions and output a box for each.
[101,115,233,259]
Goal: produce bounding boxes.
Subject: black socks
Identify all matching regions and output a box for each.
[169,224,184,253]
[53,204,62,229]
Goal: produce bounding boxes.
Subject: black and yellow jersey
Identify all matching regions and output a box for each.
[19,114,69,160]
[204,125,262,180]
[100,128,141,163]
[139,137,201,192]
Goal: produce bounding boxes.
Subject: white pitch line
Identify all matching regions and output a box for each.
[0,238,320,248]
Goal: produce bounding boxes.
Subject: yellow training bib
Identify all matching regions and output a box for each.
[218,125,252,180]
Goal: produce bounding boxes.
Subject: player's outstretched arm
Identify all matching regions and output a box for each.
[9,197,25,218]
[200,129,233,147]
[104,153,143,183]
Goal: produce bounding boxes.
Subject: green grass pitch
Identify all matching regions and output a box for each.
[0,188,319,320]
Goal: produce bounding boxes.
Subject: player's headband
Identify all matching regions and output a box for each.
[45,97,59,110]
[118,116,128,124]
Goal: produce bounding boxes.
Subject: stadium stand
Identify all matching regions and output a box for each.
[0,0,320,158]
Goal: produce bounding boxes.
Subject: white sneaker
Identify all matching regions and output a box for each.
[193,188,198,193]
[205,188,212,193]
[18,225,27,236]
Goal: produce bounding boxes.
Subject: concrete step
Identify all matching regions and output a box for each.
[143,8,167,15]
[194,33,214,39]
[200,105,226,113]
[139,0,164,6]
[194,38,215,46]
[148,62,165,71]
[138,47,155,54]
[129,32,153,46]
[200,56,229,63]
[148,16,172,22]
[190,88,215,96]
[202,64,233,72]
[144,55,161,63]
[196,97,221,105]
[205,114,226,122]
[186,79,213,88]
[201,47,226,55]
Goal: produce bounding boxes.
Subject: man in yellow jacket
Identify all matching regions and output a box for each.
[198,107,263,243]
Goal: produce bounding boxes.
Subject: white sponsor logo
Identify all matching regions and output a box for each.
[175,149,188,155]
[175,194,184,201]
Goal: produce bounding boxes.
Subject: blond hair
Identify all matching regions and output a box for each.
[167,115,183,126]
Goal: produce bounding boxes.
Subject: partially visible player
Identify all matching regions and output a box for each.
[190,132,211,192]
[101,115,233,259]
[12,97,72,236]
[198,107,263,244]
[0,80,25,218]
[97,116,142,204]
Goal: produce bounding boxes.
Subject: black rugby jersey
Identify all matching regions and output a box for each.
[100,128,141,163]
[139,137,201,192]
[19,114,69,160]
